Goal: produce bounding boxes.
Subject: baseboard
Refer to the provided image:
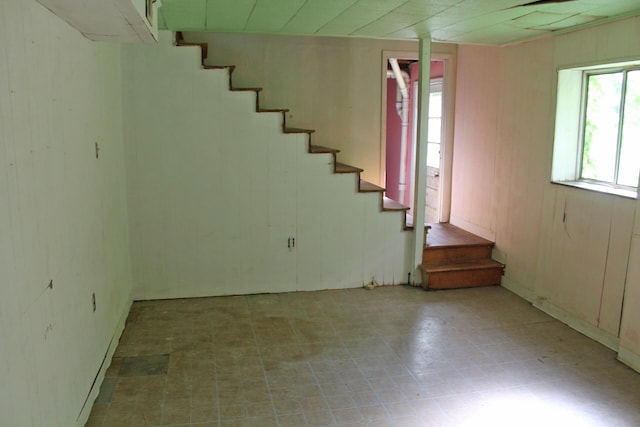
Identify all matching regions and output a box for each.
[533,298,619,352]
[76,296,132,427]
[501,277,536,303]
[617,347,640,374]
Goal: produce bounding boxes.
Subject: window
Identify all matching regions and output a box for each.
[426,78,443,168]
[552,61,640,198]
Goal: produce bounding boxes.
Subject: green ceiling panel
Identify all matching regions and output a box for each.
[589,1,640,17]
[512,12,571,28]
[530,14,604,31]
[282,6,352,34]
[351,0,408,12]
[245,0,308,32]
[316,9,393,35]
[205,0,256,31]
[160,0,207,30]
[156,0,640,45]
[462,25,548,45]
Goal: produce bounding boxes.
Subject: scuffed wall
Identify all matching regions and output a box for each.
[0,1,132,425]
[122,33,411,300]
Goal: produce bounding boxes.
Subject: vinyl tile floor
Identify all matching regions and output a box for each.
[85,285,640,427]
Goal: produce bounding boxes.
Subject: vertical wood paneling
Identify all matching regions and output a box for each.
[1,0,132,425]
[452,16,640,365]
[123,32,411,299]
[599,198,636,335]
[619,199,640,369]
[450,44,500,241]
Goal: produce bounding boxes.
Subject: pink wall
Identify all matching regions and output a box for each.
[431,60,444,79]
[385,78,402,201]
[386,60,443,207]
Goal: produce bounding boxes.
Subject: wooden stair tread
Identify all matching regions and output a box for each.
[231,87,263,92]
[310,144,339,154]
[284,127,315,134]
[359,180,384,193]
[172,33,415,243]
[425,223,494,248]
[335,162,363,174]
[383,197,409,211]
[203,65,234,70]
[421,259,504,273]
[258,108,289,113]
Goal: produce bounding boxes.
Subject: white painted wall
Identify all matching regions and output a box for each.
[36,0,159,42]
[619,196,640,371]
[450,16,640,366]
[0,1,132,426]
[123,32,411,300]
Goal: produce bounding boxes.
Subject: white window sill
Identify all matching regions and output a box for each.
[553,180,637,199]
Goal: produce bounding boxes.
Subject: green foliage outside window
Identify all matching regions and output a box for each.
[581,69,640,188]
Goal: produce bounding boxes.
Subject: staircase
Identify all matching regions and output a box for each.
[175,32,410,221]
[419,223,505,290]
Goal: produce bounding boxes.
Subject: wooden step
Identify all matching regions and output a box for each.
[258,108,289,113]
[231,87,263,93]
[359,180,384,193]
[423,244,493,264]
[203,65,234,71]
[309,145,339,154]
[172,33,415,240]
[425,223,493,247]
[284,127,315,134]
[419,259,504,290]
[420,223,505,290]
[335,162,363,174]
[382,196,409,211]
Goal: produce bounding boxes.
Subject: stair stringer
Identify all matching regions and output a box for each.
[123,31,411,299]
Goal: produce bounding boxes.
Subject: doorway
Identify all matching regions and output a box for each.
[381,54,448,224]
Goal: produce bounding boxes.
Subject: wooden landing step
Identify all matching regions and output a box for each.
[420,223,504,290]
[420,259,504,290]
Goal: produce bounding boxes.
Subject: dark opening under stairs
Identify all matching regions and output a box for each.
[419,223,505,290]
[175,32,410,223]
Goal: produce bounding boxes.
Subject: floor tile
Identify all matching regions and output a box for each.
[120,354,170,377]
[85,286,640,426]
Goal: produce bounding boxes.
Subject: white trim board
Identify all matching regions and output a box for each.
[76,297,133,427]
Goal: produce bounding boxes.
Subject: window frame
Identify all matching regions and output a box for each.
[551,59,640,199]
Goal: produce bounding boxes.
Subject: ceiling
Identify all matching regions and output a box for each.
[157,0,640,45]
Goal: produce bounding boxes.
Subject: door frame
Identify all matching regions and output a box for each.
[379,50,456,223]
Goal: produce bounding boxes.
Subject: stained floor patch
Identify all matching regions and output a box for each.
[94,377,117,403]
[118,354,169,377]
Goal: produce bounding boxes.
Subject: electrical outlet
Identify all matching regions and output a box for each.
[92,293,96,312]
